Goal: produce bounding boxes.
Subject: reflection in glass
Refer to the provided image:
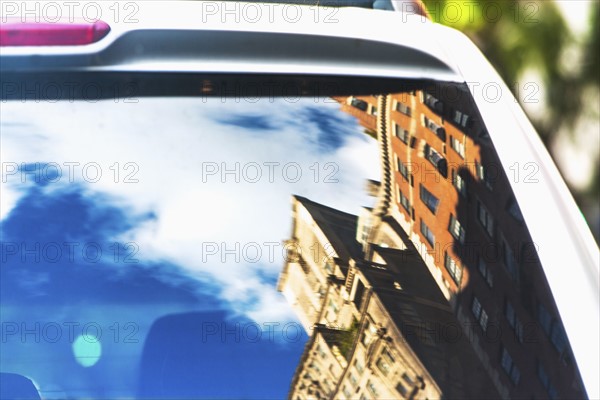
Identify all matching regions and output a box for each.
[0,83,585,399]
[280,86,585,399]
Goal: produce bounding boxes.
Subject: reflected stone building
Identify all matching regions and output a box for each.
[278,88,586,399]
[278,196,499,399]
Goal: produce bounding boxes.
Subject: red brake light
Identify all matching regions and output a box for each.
[0,19,110,47]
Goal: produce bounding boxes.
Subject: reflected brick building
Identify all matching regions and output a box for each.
[278,86,586,399]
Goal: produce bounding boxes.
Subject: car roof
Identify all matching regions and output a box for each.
[0,1,459,81]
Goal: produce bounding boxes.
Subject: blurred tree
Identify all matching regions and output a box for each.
[421,0,599,241]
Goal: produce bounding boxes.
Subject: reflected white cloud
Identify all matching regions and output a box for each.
[1,97,379,323]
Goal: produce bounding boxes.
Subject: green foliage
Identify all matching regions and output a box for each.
[422,0,599,239]
[338,318,360,360]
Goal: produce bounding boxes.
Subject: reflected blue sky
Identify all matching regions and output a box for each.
[0,97,378,398]
[218,115,277,131]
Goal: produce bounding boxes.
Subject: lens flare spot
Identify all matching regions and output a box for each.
[72,334,102,367]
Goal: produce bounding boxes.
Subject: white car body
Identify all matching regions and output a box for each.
[1,1,598,397]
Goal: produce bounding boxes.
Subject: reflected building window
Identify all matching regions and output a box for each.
[367,380,379,398]
[476,161,494,190]
[397,158,414,186]
[507,197,524,223]
[478,256,494,288]
[549,322,567,354]
[445,252,463,286]
[448,215,466,244]
[349,372,358,387]
[350,97,368,111]
[343,386,352,399]
[419,184,440,215]
[452,109,471,129]
[450,135,465,158]
[353,358,364,374]
[420,219,435,247]
[396,381,408,397]
[401,373,415,387]
[478,128,491,142]
[394,100,412,117]
[537,362,558,400]
[316,344,327,360]
[398,187,414,218]
[500,347,521,385]
[537,302,553,337]
[501,235,519,281]
[504,300,524,343]
[422,115,446,142]
[327,299,339,318]
[423,92,444,115]
[424,143,448,178]
[376,347,395,377]
[477,200,495,238]
[394,123,410,144]
[452,169,467,198]
[471,296,489,332]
